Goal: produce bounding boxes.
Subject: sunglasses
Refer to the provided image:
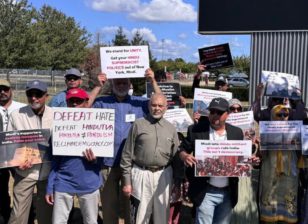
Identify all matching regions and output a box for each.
[0,86,10,92]
[67,98,86,105]
[26,91,45,98]
[66,75,80,81]
[276,113,289,118]
[209,109,225,116]
[230,106,242,112]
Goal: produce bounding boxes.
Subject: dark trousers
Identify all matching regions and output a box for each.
[0,169,11,223]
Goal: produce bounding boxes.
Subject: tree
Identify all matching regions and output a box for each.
[112,27,129,46]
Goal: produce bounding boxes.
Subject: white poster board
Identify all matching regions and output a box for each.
[301,125,308,155]
[259,121,302,150]
[163,108,193,132]
[53,108,115,157]
[193,88,232,116]
[226,111,255,140]
[100,45,149,79]
[261,70,301,99]
[195,140,252,177]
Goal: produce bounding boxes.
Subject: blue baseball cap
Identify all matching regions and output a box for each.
[26,80,48,92]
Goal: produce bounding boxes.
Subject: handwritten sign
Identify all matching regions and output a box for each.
[198,43,233,70]
[146,82,182,107]
[260,121,302,150]
[52,108,115,157]
[0,129,51,168]
[195,140,252,177]
[164,108,193,132]
[193,88,232,116]
[261,71,301,99]
[100,45,149,79]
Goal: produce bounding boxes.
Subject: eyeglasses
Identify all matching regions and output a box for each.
[230,106,242,112]
[276,113,289,118]
[66,75,80,81]
[0,86,10,92]
[209,109,225,116]
[26,91,45,98]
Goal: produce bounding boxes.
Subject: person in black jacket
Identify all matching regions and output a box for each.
[179,97,243,224]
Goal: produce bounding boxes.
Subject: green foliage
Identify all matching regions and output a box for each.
[112,27,129,46]
[212,56,250,77]
[0,0,90,69]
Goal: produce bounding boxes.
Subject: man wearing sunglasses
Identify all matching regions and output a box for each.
[49,68,104,108]
[0,79,26,223]
[179,97,243,224]
[7,80,53,224]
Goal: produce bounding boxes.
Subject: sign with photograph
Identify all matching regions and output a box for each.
[198,43,233,70]
[0,129,51,169]
[100,45,149,79]
[53,108,115,157]
[301,125,308,155]
[195,140,252,177]
[261,71,301,99]
[164,108,193,132]
[259,121,302,150]
[226,111,255,140]
[146,82,182,107]
[193,88,232,116]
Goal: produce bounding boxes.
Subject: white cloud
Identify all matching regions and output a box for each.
[87,0,139,12]
[99,26,131,43]
[132,28,157,43]
[129,0,197,22]
[178,33,187,39]
[151,39,189,59]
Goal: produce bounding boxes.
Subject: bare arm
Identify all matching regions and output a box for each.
[87,73,107,107]
[145,68,161,94]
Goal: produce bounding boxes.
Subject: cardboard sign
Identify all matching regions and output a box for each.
[53,108,115,157]
[261,70,301,99]
[193,88,232,116]
[100,45,149,79]
[195,140,252,177]
[198,43,233,69]
[146,82,182,107]
[260,121,302,150]
[164,108,193,132]
[0,129,51,168]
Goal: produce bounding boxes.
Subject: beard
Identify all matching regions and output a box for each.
[151,114,163,119]
[112,86,128,97]
[30,102,43,110]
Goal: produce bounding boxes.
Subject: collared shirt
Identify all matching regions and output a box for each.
[7,105,53,180]
[0,100,26,130]
[92,95,149,167]
[48,90,67,107]
[121,114,179,186]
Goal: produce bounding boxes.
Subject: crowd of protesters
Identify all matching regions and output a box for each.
[0,64,308,224]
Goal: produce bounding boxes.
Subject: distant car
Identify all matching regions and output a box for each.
[228,78,249,88]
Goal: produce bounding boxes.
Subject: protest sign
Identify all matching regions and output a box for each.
[164,108,193,132]
[100,45,149,79]
[0,129,51,168]
[195,140,252,177]
[226,111,255,140]
[198,43,233,70]
[53,108,115,157]
[301,125,308,155]
[261,71,301,99]
[146,82,181,107]
[193,88,232,116]
[259,121,302,150]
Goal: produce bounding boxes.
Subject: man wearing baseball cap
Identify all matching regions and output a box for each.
[179,97,243,223]
[7,80,53,224]
[46,88,102,224]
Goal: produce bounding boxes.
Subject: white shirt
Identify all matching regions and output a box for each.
[0,100,26,130]
[208,127,229,188]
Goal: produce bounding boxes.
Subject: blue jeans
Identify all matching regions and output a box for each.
[196,186,232,224]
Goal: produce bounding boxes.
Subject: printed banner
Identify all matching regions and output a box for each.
[193,88,232,116]
[100,45,149,79]
[226,111,255,140]
[146,82,182,107]
[195,140,252,177]
[164,108,193,132]
[53,108,115,157]
[198,43,233,69]
[0,129,51,168]
[260,121,302,150]
[261,71,301,99]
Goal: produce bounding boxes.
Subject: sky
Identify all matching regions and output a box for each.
[29,0,251,63]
